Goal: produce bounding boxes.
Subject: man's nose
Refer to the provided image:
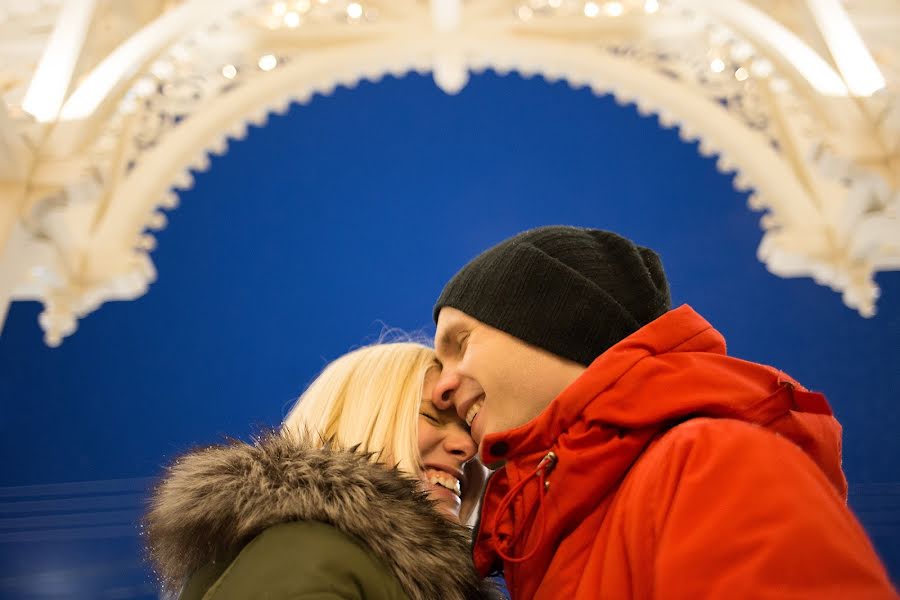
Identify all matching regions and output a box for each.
[431,370,460,411]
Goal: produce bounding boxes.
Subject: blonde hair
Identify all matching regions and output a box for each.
[283,342,435,475]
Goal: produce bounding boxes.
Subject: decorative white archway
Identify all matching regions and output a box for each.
[0,0,897,345]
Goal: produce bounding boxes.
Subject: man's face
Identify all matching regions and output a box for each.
[432,307,586,459]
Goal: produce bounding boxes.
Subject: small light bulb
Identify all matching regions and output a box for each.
[272,1,287,16]
[119,96,138,114]
[258,54,278,71]
[222,64,238,79]
[150,61,175,79]
[518,5,534,20]
[750,59,773,78]
[347,2,363,19]
[284,11,301,27]
[133,78,157,97]
[734,67,749,81]
[644,0,659,13]
[584,2,600,17]
[710,58,725,73]
[605,2,623,16]
[730,41,754,62]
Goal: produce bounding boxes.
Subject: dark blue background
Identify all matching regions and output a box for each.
[1,72,897,597]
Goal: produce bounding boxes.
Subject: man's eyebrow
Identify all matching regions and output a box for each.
[435,331,450,355]
[434,327,455,356]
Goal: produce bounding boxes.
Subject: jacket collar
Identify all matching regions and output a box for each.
[479,305,726,462]
[145,432,499,600]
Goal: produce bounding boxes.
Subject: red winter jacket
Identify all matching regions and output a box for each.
[473,305,897,599]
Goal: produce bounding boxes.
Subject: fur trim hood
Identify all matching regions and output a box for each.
[144,432,499,600]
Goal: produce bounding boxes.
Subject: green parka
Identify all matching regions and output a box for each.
[144,433,499,600]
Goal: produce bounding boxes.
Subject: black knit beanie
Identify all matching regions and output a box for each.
[433,226,671,366]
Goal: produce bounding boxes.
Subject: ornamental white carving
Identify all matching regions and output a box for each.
[0,0,898,345]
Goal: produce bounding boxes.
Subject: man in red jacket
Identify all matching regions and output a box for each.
[431,226,896,600]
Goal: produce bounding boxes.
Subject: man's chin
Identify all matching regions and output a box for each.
[477,442,507,470]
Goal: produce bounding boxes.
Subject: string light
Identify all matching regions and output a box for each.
[133,78,157,97]
[750,59,773,78]
[258,54,278,71]
[584,2,600,17]
[730,41,754,62]
[347,2,363,19]
[604,2,623,17]
[272,1,287,16]
[644,0,659,13]
[222,64,237,79]
[284,11,301,27]
[150,61,174,79]
[710,58,725,73]
[518,5,534,20]
[734,67,750,81]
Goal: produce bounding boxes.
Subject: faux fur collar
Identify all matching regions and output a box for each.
[144,432,499,600]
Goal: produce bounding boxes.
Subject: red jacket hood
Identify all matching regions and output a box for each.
[479,304,844,492]
[475,304,846,579]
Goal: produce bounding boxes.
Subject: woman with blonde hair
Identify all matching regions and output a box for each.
[144,341,498,600]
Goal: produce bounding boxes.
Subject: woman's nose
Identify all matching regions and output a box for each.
[444,426,477,462]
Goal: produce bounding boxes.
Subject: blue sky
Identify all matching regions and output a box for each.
[0,72,896,595]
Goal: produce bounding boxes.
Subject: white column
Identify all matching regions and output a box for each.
[806,0,886,97]
[22,0,98,122]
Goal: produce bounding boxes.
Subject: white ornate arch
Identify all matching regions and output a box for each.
[0,0,897,345]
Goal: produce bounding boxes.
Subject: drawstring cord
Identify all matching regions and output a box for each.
[490,451,557,564]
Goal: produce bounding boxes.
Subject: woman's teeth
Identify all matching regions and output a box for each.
[465,400,483,427]
[425,469,461,496]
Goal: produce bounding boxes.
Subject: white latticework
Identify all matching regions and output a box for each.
[0,0,898,345]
